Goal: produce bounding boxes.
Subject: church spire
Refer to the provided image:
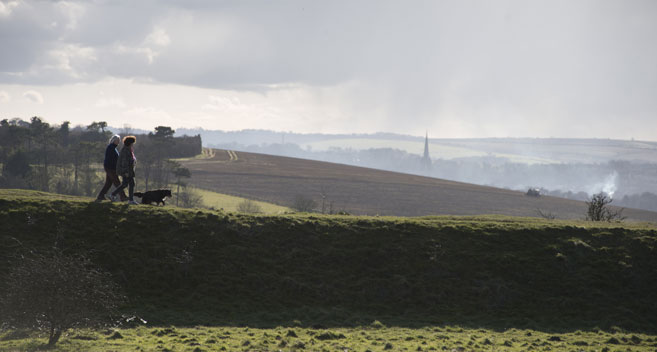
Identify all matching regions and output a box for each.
[422,131,431,172]
[423,131,430,160]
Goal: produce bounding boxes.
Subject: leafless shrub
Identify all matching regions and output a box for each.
[536,208,556,220]
[176,185,203,208]
[0,249,125,347]
[585,192,626,222]
[236,199,263,214]
[292,195,317,212]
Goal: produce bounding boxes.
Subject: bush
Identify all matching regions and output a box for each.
[585,192,625,222]
[177,186,203,208]
[526,188,541,197]
[0,249,125,347]
[236,199,263,214]
[292,195,317,212]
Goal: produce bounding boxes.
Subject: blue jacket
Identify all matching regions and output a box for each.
[103,144,119,170]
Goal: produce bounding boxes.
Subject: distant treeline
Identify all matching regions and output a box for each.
[0,117,202,196]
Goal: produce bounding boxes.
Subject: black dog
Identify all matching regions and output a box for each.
[134,189,172,206]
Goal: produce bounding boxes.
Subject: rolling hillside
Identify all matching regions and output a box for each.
[1,189,656,332]
[181,149,657,221]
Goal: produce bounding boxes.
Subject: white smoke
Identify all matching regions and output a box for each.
[585,171,618,198]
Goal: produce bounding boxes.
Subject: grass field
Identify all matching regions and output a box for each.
[3,325,657,351]
[1,189,657,351]
[179,149,657,221]
[193,187,290,213]
[175,148,291,213]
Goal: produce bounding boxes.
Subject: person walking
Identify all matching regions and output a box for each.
[111,136,138,205]
[95,135,127,202]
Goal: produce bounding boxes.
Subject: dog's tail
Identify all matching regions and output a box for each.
[134,192,144,197]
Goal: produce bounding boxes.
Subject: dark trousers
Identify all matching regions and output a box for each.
[97,168,127,200]
[113,175,135,201]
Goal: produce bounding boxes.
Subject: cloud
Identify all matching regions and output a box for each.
[0,1,19,17]
[202,95,245,112]
[22,90,43,104]
[56,1,85,30]
[95,97,126,108]
[0,90,9,103]
[145,26,170,47]
[1,1,656,138]
[42,44,98,79]
[123,106,173,125]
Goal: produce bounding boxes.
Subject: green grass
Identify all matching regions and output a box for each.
[2,325,657,351]
[1,189,657,350]
[192,187,290,213]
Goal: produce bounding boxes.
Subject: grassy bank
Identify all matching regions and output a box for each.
[193,187,290,214]
[1,189,656,334]
[3,325,657,352]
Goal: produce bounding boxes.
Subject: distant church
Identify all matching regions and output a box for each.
[421,131,432,173]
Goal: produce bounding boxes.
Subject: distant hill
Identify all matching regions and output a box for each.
[180,149,657,221]
[176,128,657,164]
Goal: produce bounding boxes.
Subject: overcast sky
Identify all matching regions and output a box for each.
[1,0,656,139]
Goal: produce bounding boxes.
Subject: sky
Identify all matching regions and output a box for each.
[0,0,656,139]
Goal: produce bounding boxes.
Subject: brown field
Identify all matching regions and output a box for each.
[181,149,657,221]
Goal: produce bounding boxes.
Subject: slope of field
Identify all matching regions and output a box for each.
[194,187,291,213]
[1,190,656,334]
[180,149,657,221]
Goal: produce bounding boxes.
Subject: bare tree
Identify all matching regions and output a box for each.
[237,199,263,214]
[536,208,556,220]
[585,192,626,222]
[292,195,317,212]
[1,250,125,347]
[316,185,339,214]
[177,185,203,208]
[172,165,191,206]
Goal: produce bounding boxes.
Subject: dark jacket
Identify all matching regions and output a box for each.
[103,143,119,170]
[116,146,135,177]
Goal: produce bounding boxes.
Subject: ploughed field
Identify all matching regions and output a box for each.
[1,190,657,351]
[180,149,657,221]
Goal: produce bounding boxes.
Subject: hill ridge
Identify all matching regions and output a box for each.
[181,149,657,221]
[1,189,656,332]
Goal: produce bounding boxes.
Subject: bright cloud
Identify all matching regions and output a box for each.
[145,27,171,47]
[95,97,126,108]
[56,1,85,30]
[43,44,98,79]
[0,90,9,103]
[0,1,19,17]
[22,90,44,104]
[123,106,175,127]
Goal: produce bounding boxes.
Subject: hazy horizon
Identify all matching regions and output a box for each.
[1,0,656,140]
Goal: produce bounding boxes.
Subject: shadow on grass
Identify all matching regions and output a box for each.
[132,305,657,335]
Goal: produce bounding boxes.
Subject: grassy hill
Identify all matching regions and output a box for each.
[180,149,657,221]
[1,189,656,334]
[194,187,290,213]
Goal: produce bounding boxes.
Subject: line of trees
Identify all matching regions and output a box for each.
[0,117,202,200]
